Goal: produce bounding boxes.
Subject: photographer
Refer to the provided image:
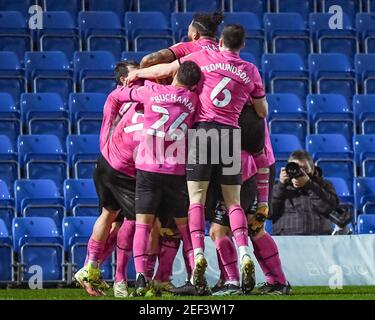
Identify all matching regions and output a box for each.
[271,150,339,235]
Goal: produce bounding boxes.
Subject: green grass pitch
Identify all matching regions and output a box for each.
[1,286,375,300]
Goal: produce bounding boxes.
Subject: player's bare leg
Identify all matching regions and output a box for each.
[221,184,256,293]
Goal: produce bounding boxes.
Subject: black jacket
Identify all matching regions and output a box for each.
[271,170,339,235]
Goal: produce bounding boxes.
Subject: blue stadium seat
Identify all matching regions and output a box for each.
[309,13,358,60]
[18,135,68,192]
[12,217,64,282]
[320,0,359,21]
[73,51,116,94]
[0,51,26,104]
[66,135,100,178]
[353,135,375,177]
[137,0,176,19]
[353,94,375,134]
[355,54,375,94]
[183,0,222,12]
[264,13,312,62]
[0,93,21,147]
[86,0,131,20]
[240,52,258,66]
[62,216,96,251]
[43,0,83,18]
[14,179,65,231]
[0,135,19,195]
[262,53,310,102]
[228,0,267,22]
[267,93,308,146]
[307,134,355,187]
[357,215,375,234]
[0,180,16,236]
[356,13,375,54]
[124,12,174,52]
[63,179,99,216]
[0,0,37,18]
[39,11,80,66]
[20,93,70,141]
[368,0,375,12]
[354,177,375,214]
[121,51,152,64]
[308,53,356,103]
[78,11,128,60]
[275,0,315,21]
[264,219,272,235]
[69,93,106,135]
[0,218,13,282]
[25,51,73,103]
[223,13,264,66]
[171,12,194,42]
[0,11,33,64]
[326,176,354,205]
[307,94,354,143]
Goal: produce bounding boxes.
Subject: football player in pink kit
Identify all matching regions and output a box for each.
[110,61,202,297]
[124,25,268,294]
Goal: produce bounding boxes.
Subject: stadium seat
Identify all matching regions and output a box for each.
[0,180,16,236]
[357,215,375,234]
[25,51,73,103]
[42,0,83,18]
[78,11,128,60]
[137,0,177,19]
[267,93,308,146]
[228,0,267,22]
[307,94,354,143]
[38,11,81,66]
[326,176,354,205]
[308,53,356,103]
[264,13,312,62]
[14,179,65,231]
[320,0,359,21]
[353,94,375,134]
[240,52,258,65]
[354,177,375,214]
[0,0,37,18]
[355,54,375,94]
[353,135,375,177]
[356,13,375,54]
[124,12,174,52]
[0,218,13,282]
[275,0,315,21]
[0,93,21,148]
[63,179,99,216]
[0,135,19,195]
[171,12,194,42]
[86,0,131,20]
[20,93,70,141]
[18,135,68,192]
[69,93,106,135]
[309,13,358,60]
[183,0,222,12]
[0,11,33,64]
[262,53,310,102]
[66,135,100,178]
[121,51,152,64]
[264,219,272,235]
[73,51,116,94]
[12,217,65,283]
[0,51,26,104]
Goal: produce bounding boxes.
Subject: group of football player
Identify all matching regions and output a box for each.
[73,11,291,297]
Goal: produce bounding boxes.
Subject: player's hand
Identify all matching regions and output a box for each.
[124,70,139,86]
[291,169,310,189]
[279,168,288,184]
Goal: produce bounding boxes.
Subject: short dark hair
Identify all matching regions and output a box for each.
[192,11,224,38]
[289,150,315,169]
[221,24,245,50]
[177,61,201,88]
[114,60,139,85]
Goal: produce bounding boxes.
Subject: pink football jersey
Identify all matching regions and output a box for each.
[111,81,199,175]
[180,50,265,128]
[101,103,144,178]
[263,121,275,166]
[241,151,257,181]
[169,38,219,59]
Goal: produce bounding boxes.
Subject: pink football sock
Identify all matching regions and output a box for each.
[100,228,118,264]
[177,223,195,272]
[252,233,287,285]
[146,254,157,281]
[87,238,106,265]
[133,222,152,274]
[228,205,249,247]
[155,238,180,282]
[115,220,135,283]
[253,151,270,205]
[215,236,240,282]
[216,249,227,282]
[188,203,205,252]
